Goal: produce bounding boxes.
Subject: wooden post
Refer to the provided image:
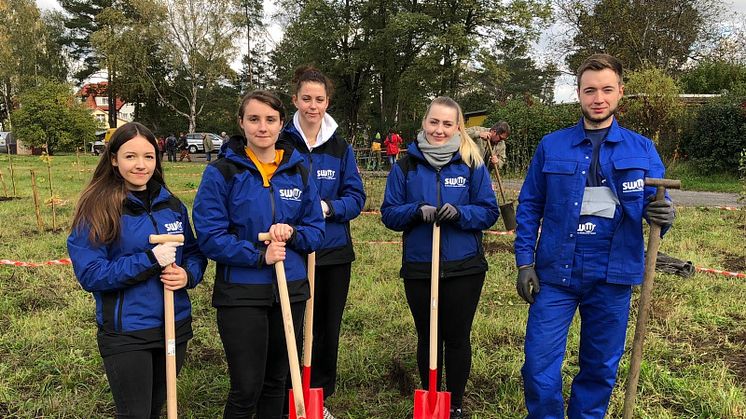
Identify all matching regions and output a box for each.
[0,168,7,197]
[8,151,16,197]
[30,170,44,231]
[46,157,56,230]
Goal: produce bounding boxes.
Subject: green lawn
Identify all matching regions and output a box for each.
[0,155,744,418]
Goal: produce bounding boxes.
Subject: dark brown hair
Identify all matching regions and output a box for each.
[490,121,511,136]
[576,54,623,87]
[238,90,286,122]
[292,65,334,98]
[72,122,164,245]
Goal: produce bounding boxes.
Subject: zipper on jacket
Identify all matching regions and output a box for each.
[267,182,280,303]
[116,291,124,332]
[436,170,442,207]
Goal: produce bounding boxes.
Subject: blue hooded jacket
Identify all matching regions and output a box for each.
[280,121,366,265]
[381,141,500,279]
[193,136,325,307]
[67,183,207,356]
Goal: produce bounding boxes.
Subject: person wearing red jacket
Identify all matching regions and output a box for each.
[383,129,403,169]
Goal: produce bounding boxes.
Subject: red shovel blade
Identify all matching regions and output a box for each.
[413,388,451,419]
[289,387,324,419]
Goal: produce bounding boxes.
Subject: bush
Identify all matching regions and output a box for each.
[679,98,746,174]
[485,99,579,174]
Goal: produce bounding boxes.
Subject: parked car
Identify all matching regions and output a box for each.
[90,128,117,155]
[185,132,223,154]
[0,132,16,154]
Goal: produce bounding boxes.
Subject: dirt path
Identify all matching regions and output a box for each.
[499,179,744,208]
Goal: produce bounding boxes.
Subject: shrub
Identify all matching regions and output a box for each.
[679,98,746,174]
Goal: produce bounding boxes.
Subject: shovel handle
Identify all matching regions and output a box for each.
[303,253,316,370]
[429,224,440,372]
[489,144,507,203]
[258,232,306,418]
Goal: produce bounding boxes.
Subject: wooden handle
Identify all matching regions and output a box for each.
[259,231,306,417]
[490,144,507,203]
[149,234,185,244]
[164,288,177,419]
[623,184,667,418]
[257,232,272,242]
[429,224,440,371]
[303,253,316,368]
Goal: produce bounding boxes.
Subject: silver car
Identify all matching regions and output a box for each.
[185,132,223,154]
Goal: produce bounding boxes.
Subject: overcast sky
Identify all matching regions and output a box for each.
[35,0,746,103]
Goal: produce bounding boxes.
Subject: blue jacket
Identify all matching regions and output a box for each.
[67,184,207,356]
[193,136,325,307]
[515,118,670,286]
[381,141,500,279]
[280,123,366,265]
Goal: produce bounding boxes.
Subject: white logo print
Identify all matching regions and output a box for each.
[316,169,336,180]
[444,176,467,188]
[164,221,184,233]
[279,188,303,201]
[622,178,644,193]
[577,222,597,235]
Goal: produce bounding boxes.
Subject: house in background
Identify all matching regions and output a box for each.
[76,82,135,128]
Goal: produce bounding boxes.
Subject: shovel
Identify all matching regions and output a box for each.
[413,224,451,419]
[622,178,681,419]
[149,233,185,419]
[289,252,324,419]
[489,144,516,231]
[257,233,315,419]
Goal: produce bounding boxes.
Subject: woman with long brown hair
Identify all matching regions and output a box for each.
[67,122,206,418]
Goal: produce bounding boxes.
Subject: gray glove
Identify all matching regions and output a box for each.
[436,203,460,224]
[516,266,541,304]
[646,198,675,227]
[418,205,437,224]
[152,242,181,267]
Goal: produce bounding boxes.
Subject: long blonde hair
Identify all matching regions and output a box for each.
[422,96,484,168]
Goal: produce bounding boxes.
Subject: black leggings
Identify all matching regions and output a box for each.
[404,273,485,408]
[310,263,351,398]
[217,303,305,419]
[102,343,188,419]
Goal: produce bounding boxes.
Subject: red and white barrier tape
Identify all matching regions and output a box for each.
[1,258,71,268]
[695,267,746,278]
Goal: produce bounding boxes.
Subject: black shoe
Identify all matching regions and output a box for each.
[450,407,469,418]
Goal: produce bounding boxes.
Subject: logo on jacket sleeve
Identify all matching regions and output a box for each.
[622,178,644,193]
[279,188,303,201]
[444,176,467,188]
[316,169,336,180]
[164,221,184,233]
[577,222,596,235]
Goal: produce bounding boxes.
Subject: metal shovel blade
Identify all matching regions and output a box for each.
[289,387,324,419]
[500,201,517,231]
[413,388,451,419]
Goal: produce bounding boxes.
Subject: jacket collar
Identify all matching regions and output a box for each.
[222,134,304,174]
[406,139,463,166]
[285,112,338,151]
[571,117,624,146]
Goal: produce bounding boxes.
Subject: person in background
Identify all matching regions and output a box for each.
[222,131,229,142]
[177,132,191,162]
[193,90,324,418]
[381,96,499,419]
[67,122,206,419]
[203,133,214,162]
[157,135,166,161]
[371,130,383,170]
[279,66,366,419]
[515,54,675,419]
[165,133,177,162]
[383,129,403,169]
[466,121,509,172]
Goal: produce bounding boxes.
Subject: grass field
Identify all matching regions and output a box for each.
[0,154,744,418]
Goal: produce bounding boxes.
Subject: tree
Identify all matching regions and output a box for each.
[555,0,724,73]
[12,79,99,153]
[680,60,746,94]
[59,0,112,81]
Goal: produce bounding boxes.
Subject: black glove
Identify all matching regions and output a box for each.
[516,266,541,304]
[417,205,437,224]
[646,197,675,227]
[435,203,460,225]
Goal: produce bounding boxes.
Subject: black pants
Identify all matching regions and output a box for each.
[102,344,188,419]
[218,303,305,419]
[167,150,176,162]
[310,263,351,398]
[404,272,485,408]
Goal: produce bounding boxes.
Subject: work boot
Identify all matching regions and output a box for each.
[323,407,336,419]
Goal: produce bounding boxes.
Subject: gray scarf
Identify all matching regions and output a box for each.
[417,131,461,171]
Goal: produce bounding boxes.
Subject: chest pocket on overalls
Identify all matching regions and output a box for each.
[613,157,649,202]
[542,160,577,204]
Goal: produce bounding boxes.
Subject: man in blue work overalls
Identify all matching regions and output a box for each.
[514,54,676,418]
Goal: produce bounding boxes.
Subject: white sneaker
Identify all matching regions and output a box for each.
[323,407,336,419]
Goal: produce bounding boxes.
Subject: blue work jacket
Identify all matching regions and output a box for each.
[67,183,207,356]
[381,142,500,279]
[193,136,325,307]
[280,123,366,266]
[514,118,670,286]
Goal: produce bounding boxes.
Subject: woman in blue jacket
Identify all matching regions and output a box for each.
[193,90,324,418]
[381,96,499,418]
[67,122,207,418]
[279,66,366,416]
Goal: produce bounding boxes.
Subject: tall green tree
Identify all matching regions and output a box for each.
[680,60,746,94]
[12,79,99,153]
